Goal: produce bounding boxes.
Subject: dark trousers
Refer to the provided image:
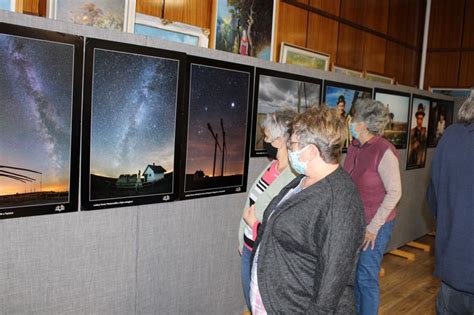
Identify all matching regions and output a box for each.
[436,282,474,315]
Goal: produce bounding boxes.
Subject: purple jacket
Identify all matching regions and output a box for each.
[343,136,398,225]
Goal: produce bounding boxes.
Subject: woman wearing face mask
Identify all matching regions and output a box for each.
[237,109,297,311]
[248,105,365,314]
[343,99,402,315]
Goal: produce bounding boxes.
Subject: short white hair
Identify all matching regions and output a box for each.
[353,99,389,135]
[261,109,297,140]
[458,90,474,124]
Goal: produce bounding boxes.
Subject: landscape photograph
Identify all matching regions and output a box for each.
[0,33,75,210]
[88,47,179,202]
[375,89,410,148]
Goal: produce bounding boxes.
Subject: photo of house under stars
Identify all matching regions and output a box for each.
[252,69,321,155]
[183,59,252,198]
[83,41,182,208]
[0,27,81,218]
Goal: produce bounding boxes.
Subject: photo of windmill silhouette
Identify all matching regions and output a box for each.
[0,165,68,208]
[185,118,243,191]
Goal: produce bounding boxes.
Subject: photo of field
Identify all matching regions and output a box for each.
[88,48,179,201]
[185,63,250,193]
[375,90,410,148]
[0,34,74,209]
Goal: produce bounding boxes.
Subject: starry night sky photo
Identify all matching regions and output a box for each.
[186,64,250,178]
[0,34,74,197]
[90,49,179,181]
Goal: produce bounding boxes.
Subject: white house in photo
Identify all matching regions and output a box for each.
[143,163,166,183]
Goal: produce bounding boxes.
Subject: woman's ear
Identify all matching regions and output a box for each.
[307,143,320,160]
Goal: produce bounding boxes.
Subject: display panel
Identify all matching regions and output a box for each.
[252,68,321,156]
[180,56,253,199]
[81,38,185,210]
[0,23,83,219]
[406,95,431,170]
[374,88,411,149]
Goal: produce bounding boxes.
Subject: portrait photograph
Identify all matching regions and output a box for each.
[252,68,321,156]
[81,39,185,210]
[406,96,430,170]
[323,81,372,149]
[0,24,82,219]
[47,0,136,32]
[212,0,276,60]
[181,57,253,199]
[427,99,454,147]
[374,88,410,149]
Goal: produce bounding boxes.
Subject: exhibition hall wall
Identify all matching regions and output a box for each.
[0,11,452,314]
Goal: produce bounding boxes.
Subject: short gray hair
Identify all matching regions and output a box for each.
[458,90,474,124]
[353,99,389,135]
[261,108,297,140]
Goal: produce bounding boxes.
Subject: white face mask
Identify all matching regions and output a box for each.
[288,145,309,175]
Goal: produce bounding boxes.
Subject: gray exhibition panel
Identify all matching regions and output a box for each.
[0,10,451,314]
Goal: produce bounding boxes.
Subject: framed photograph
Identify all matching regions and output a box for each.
[323,81,372,149]
[212,0,277,61]
[406,95,431,170]
[134,13,210,48]
[47,0,137,32]
[331,63,364,78]
[0,23,83,219]
[279,42,330,71]
[427,99,454,147]
[252,68,322,156]
[0,0,15,11]
[180,56,253,199]
[374,88,411,149]
[81,38,185,210]
[429,87,471,99]
[365,71,395,85]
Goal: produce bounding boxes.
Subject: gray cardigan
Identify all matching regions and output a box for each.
[254,167,365,314]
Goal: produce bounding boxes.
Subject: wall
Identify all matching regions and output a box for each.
[0,9,452,315]
[425,0,474,89]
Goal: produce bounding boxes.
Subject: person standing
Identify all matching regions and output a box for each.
[343,99,402,315]
[237,109,297,311]
[249,106,365,314]
[427,92,474,315]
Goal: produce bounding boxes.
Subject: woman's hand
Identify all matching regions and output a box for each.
[243,204,257,227]
[362,230,377,251]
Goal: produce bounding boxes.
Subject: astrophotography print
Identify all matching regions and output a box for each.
[253,69,321,155]
[83,39,183,210]
[183,58,252,198]
[0,24,82,218]
[374,89,410,149]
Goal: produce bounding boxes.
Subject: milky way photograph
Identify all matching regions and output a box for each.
[0,24,82,218]
[252,68,321,156]
[182,58,253,198]
[82,39,184,209]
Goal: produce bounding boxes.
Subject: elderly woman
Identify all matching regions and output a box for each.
[343,99,402,315]
[238,109,297,310]
[248,106,365,314]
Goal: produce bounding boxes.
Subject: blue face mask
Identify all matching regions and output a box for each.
[288,145,309,175]
[349,122,359,139]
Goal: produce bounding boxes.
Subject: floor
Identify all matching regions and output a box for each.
[380,235,439,315]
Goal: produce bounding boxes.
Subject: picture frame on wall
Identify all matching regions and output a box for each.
[323,81,372,150]
[81,38,186,210]
[211,0,277,61]
[252,68,322,156]
[180,56,253,199]
[427,99,454,148]
[0,23,83,219]
[365,71,395,85]
[406,95,431,170]
[133,13,210,48]
[279,42,330,71]
[374,88,411,149]
[47,0,137,32]
[331,63,364,78]
[0,0,15,11]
